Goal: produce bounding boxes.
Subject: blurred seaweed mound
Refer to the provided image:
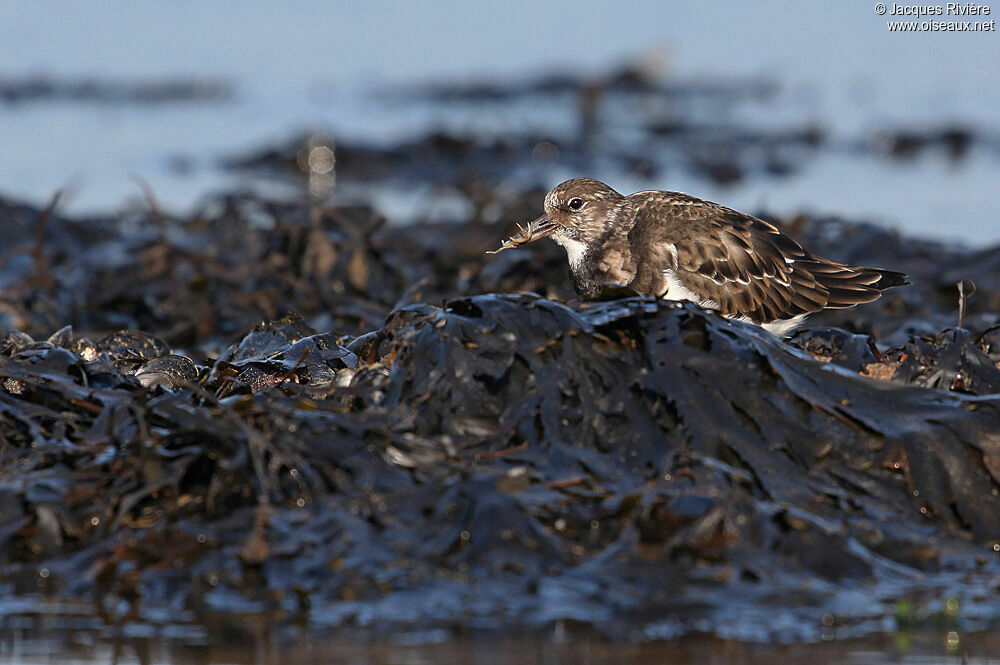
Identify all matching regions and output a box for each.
[1,169,1000,642]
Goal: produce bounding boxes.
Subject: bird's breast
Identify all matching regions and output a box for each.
[593,246,635,286]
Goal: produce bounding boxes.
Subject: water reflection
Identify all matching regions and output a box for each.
[2,628,998,665]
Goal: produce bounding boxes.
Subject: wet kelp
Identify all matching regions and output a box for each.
[2,299,1000,639]
[2,188,1000,641]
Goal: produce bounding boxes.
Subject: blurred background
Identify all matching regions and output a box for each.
[2,0,999,243]
[4,5,1000,664]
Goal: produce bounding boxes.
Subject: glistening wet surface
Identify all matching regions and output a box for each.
[3,624,1000,665]
[2,188,1000,650]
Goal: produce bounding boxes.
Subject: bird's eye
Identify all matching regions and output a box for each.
[568,197,584,210]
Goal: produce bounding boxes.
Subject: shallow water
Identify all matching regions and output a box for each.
[3,627,1000,665]
[1,2,999,244]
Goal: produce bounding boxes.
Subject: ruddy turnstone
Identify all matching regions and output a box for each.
[489,178,907,336]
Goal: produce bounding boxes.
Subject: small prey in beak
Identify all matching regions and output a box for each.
[487,215,558,254]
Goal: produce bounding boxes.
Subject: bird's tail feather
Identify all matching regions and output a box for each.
[803,261,908,309]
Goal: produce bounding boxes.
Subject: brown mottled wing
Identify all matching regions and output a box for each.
[641,194,905,324]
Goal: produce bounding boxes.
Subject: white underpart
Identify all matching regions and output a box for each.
[665,243,679,271]
[663,271,719,310]
[759,314,808,337]
[555,236,589,272]
[661,269,809,338]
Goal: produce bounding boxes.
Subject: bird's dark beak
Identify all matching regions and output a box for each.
[519,214,558,242]
[487,214,559,254]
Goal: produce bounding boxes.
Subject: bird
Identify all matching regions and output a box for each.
[488,178,907,336]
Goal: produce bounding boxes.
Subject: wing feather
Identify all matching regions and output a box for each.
[663,206,904,324]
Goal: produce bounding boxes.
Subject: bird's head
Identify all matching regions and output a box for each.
[495,178,633,254]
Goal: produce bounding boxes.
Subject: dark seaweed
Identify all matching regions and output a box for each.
[1,182,1000,642]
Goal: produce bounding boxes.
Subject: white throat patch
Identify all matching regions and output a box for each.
[555,236,588,271]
